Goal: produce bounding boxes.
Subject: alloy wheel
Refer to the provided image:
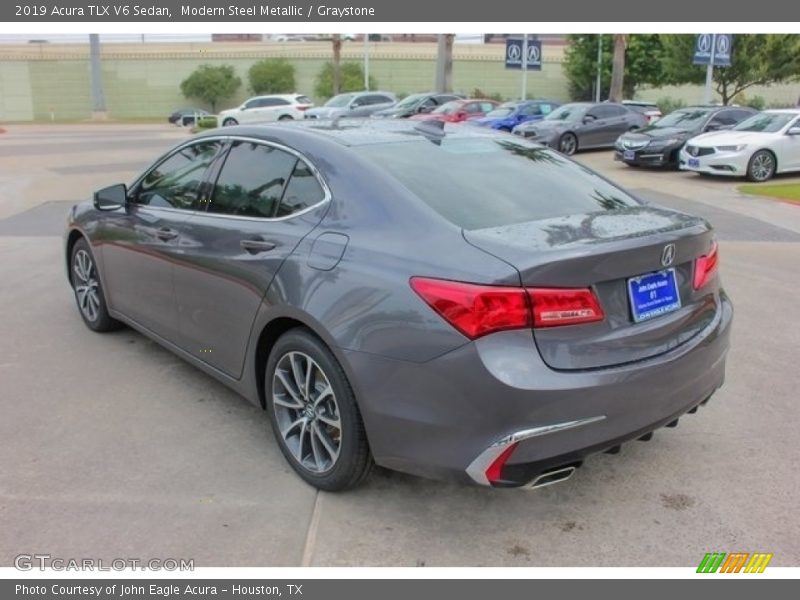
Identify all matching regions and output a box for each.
[272,351,342,474]
[750,151,775,182]
[72,249,101,323]
[559,133,577,156]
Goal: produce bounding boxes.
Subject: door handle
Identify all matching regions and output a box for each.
[156,227,179,241]
[240,238,276,254]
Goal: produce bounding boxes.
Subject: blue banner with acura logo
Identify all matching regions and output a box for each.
[505,38,543,71]
[693,34,732,66]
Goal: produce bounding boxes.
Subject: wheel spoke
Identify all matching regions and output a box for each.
[309,427,324,470]
[295,419,309,462]
[281,416,305,440]
[289,353,307,398]
[312,384,333,407]
[275,369,304,405]
[313,422,340,462]
[73,264,88,283]
[316,411,340,429]
[273,392,304,410]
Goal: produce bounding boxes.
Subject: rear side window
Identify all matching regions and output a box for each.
[135,141,222,210]
[296,95,313,105]
[276,162,326,217]
[355,138,640,230]
[208,141,297,218]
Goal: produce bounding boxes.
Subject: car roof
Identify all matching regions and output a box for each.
[195,119,516,149]
[247,93,307,101]
[762,108,800,115]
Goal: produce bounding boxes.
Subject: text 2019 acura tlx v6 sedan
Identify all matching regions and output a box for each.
[65,120,732,491]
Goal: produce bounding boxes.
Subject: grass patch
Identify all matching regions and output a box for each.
[739,183,800,204]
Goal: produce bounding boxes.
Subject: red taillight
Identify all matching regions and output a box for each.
[410,278,530,339]
[693,241,719,290]
[410,277,605,338]
[528,288,605,328]
[297,105,310,111]
[485,443,518,484]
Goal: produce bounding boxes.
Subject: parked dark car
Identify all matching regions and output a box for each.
[372,92,465,119]
[65,121,731,491]
[168,108,210,127]
[615,105,758,168]
[513,102,647,155]
[471,100,560,132]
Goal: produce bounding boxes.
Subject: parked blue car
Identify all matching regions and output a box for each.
[471,100,560,132]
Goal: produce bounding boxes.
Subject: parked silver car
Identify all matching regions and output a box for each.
[305,91,397,119]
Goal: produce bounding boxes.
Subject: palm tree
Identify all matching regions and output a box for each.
[332,34,342,95]
[609,34,628,102]
[435,34,455,92]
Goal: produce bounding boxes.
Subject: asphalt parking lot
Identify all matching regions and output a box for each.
[1,124,799,567]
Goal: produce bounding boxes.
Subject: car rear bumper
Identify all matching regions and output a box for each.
[342,290,732,487]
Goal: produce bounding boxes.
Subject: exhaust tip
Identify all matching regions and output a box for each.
[525,465,577,490]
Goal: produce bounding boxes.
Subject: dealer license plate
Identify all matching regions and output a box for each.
[628,268,681,323]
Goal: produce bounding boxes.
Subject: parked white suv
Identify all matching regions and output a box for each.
[218,94,314,126]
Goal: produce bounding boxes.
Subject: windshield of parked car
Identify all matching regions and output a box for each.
[733,112,797,133]
[325,94,356,108]
[652,109,710,129]
[544,104,588,122]
[432,101,462,115]
[355,137,640,230]
[485,105,517,118]
[395,94,427,109]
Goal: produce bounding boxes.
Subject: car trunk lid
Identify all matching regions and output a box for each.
[464,206,719,370]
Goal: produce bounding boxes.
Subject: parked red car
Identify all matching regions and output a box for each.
[409,99,499,123]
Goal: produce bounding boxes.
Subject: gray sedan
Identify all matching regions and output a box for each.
[304,91,396,119]
[513,102,647,155]
[65,120,731,491]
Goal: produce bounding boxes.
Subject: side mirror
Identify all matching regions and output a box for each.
[705,123,721,132]
[94,183,127,211]
[786,127,800,136]
[583,115,596,124]
[350,102,360,109]
[419,105,433,113]
[455,111,468,120]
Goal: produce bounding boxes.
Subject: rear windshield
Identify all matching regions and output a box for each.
[355,137,641,230]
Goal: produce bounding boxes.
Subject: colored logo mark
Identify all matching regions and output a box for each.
[697,552,773,573]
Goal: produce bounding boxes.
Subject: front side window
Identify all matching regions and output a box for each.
[208,141,297,218]
[134,141,223,210]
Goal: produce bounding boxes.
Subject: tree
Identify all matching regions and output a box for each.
[608,34,628,102]
[248,58,296,95]
[660,34,800,105]
[180,64,241,112]
[564,34,666,101]
[314,62,377,98]
[332,34,343,95]
[435,34,454,93]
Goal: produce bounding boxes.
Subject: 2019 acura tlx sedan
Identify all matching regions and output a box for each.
[65,120,732,491]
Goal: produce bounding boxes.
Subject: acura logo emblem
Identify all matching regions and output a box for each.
[661,243,676,267]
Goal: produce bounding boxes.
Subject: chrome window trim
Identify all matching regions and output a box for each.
[128,135,332,223]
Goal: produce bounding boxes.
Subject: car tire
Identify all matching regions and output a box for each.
[265,329,372,491]
[278,115,294,121]
[69,237,122,333]
[558,132,578,156]
[222,118,238,127]
[746,149,777,182]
